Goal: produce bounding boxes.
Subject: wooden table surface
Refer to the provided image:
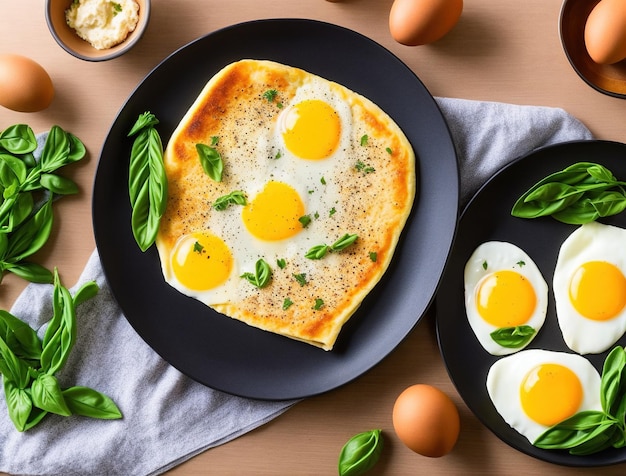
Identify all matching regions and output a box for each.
[2,0,626,474]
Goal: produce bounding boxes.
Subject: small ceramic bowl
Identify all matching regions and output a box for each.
[560,0,626,99]
[45,0,151,62]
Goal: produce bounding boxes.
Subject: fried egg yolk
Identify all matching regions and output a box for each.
[569,260,626,321]
[476,270,537,327]
[171,231,233,291]
[280,99,341,160]
[242,181,306,241]
[519,363,583,426]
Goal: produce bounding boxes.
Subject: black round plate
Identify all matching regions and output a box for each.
[93,19,458,400]
[436,140,626,466]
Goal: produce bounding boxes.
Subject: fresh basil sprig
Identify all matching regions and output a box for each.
[0,124,86,284]
[490,325,536,348]
[511,162,626,224]
[338,429,383,476]
[534,346,626,454]
[241,258,272,288]
[127,112,168,252]
[0,270,122,431]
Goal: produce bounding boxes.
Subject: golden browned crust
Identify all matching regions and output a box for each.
[157,60,416,350]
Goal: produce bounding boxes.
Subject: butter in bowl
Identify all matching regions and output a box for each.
[45,0,151,62]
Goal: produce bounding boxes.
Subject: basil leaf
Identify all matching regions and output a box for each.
[0,310,42,361]
[589,190,626,217]
[587,163,618,183]
[196,143,224,182]
[213,190,247,211]
[568,422,618,456]
[305,244,329,260]
[0,160,21,196]
[3,379,33,432]
[4,261,53,284]
[40,270,76,375]
[0,125,37,154]
[22,406,48,431]
[127,111,159,137]
[62,386,122,419]
[601,346,626,415]
[39,125,70,172]
[128,116,167,252]
[72,281,99,307]
[66,133,87,163]
[4,196,53,262]
[512,162,626,223]
[30,373,71,416]
[331,233,358,251]
[524,182,583,204]
[4,192,34,233]
[241,259,272,288]
[0,334,31,387]
[490,325,536,348]
[338,429,383,476]
[39,173,79,195]
[0,153,27,184]
[533,410,608,449]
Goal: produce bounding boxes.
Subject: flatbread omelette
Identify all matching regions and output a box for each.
[156,59,416,350]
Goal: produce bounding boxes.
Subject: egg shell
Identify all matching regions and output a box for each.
[584,0,626,65]
[392,384,460,457]
[0,54,54,112]
[389,0,463,46]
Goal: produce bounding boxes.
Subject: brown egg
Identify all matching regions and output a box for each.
[392,384,460,457]
[584,0,626,65]
[389,0,463,46]
[0,54,55,112]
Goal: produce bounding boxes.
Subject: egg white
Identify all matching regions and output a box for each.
[553,221,626,355]
[464,241,548,355]
[162,78,361,305]
[486,349,602,444]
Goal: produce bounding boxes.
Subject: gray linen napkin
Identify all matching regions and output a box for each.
[0,98,593,476]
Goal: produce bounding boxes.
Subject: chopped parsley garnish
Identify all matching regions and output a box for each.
[193,241,204,254]
[313,298,324,310]
[299,215,312,228]
[517,260,526,267]
[369,251,378,262]
[274,151,282,160]
[283,298,294,310]
[277,258,286,269]
[356,160,375,175]
[263,90,278,102]
[210,135,219,146]
[111,2,122,15]
[386,147,393,155]
[360,134,369,146]
[320,176,326,185]
[293,273,308,286]
[482,260,488,270]
[329,207,336,217]
[262,90,283,108]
